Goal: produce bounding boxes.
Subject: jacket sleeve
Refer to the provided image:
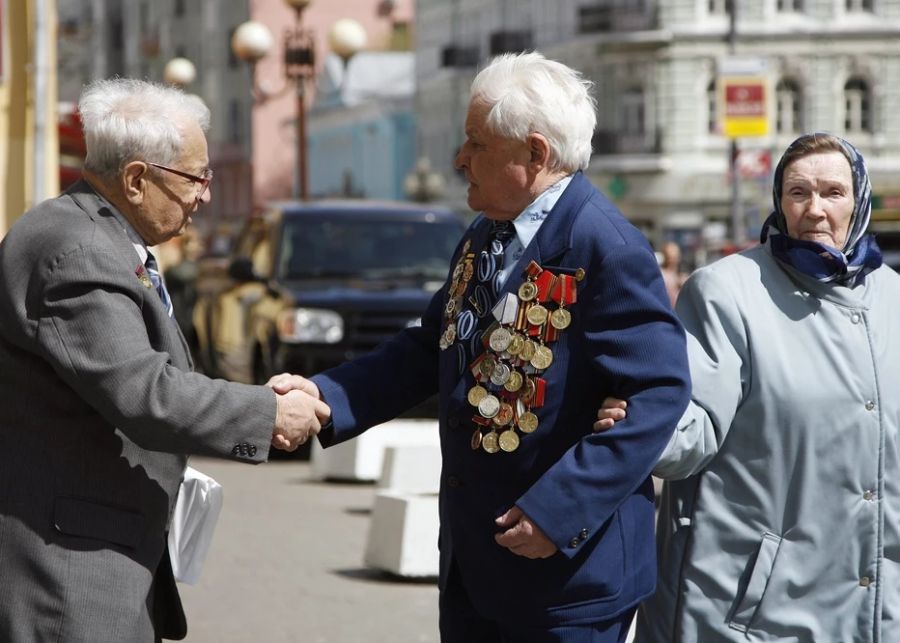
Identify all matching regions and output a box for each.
[36,246,276,460]
[516,243,691,557]
[653,265,749,479]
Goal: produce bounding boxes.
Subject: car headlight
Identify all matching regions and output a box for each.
[276,308,344,344]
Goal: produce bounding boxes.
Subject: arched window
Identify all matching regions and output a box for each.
[707,79,717,134]
[777,0,804,10]
[844,77,872,132]
[775,78,802,134]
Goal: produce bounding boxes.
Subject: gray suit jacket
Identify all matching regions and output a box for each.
[0,181,276,642]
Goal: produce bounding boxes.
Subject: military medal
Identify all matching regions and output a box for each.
[498,429,520,452]
[482,430,500,453]
[135,265,153,289]
[460,254,586,455]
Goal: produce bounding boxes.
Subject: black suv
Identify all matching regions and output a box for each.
[192,200,465,390]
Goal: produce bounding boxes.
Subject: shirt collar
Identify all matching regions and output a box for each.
[508,174,573,250]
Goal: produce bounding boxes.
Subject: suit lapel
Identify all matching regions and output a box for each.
[493,172,591,306]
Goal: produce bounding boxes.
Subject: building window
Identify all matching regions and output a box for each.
[844,78,872,132]
[708,0,731,14]
[776,78,802,134]
[777,0,803,11]
[846,0,874,11]
[621,87,645,136]
[707,79,717,134]
[174,0,185,17]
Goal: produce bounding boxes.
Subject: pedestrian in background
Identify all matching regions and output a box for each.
[598,132,898,641]
[0,78,328,642]
[274,51,690,642]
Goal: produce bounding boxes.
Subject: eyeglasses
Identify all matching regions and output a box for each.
[147,162,214,201]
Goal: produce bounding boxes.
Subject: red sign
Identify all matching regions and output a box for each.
[725,84,765,117]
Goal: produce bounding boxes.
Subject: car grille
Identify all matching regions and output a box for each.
[343,309,421,352]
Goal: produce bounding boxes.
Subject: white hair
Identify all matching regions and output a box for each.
[470,52,597,172]
[78,78,211,180]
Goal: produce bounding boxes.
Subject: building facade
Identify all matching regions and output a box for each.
[416,0,900,263]
[1,0,59,236]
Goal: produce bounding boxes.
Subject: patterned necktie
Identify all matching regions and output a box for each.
[145,251,174,318]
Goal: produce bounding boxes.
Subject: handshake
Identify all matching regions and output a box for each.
[267,374,331,452]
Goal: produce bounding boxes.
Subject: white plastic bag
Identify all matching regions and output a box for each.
[167,466,224,584]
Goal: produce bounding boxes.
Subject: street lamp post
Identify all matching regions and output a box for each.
[163,57,197,89]
[232,3,367,200]
[404,157,446,203]
[232,0,317,199]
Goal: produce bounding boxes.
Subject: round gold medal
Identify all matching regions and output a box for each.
[521,377,536,402]
[518,281,538,302]
[507,333,525,356]
[503,370,523,392]
[479,355,497,379]
[470,428,483,450]
[477,394,501,419]
[530,345,554,370]
[482,431,500,454]
[467,384,488,407]
[550,307,571,330]
[519,340,537,362]
[499,429,520,452]
[518,411,539,433]
[526,304,549,326]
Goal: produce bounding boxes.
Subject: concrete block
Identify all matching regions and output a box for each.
[364,491,439,578]
[311,418,439,482]
[377,444,442,494]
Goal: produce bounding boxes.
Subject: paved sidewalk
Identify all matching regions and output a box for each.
[177,457,439,643]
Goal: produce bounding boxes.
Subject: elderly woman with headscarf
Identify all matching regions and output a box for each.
[598,132,900,641]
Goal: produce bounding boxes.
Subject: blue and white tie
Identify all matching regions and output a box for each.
[145,251,174,318]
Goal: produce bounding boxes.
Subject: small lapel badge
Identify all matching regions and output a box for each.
[135,264,153,289]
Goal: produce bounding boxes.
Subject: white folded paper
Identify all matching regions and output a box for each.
[168,466,224,585]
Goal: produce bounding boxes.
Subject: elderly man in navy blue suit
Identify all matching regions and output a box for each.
[276,52,690,642]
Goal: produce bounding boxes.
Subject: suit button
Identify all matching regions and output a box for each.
[579,528,589,540]
[447,476,461,488]
[231,444,241,456]
[569,538,580,549]
[249,444,258,457]
[860,576,872,587]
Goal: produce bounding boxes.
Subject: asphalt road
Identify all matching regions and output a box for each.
[177,457,439,643]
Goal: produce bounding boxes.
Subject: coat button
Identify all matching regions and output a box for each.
[579,528,589,540]
[860,576,872,587]
[249,444,258,457]
[851,312,861,324]
[865,400,876,411]
[863,490,875,501]
[569,538,580,549]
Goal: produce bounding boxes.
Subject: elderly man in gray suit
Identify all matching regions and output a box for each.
[0,79,328,642]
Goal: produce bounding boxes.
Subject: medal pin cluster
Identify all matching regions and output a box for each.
[440,239,475,351]
[466,260,583,454]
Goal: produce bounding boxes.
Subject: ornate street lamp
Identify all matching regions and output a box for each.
[231,0,365,199]
[404,157,446,203]
[163,57,197,89]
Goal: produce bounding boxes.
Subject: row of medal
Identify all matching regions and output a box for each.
[461,259,583,454]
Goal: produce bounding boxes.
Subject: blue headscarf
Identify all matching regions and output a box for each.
[760,133,882,286]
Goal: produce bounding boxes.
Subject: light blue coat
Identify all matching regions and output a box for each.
[636,242,900,642]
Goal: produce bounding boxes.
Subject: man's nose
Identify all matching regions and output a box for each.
[199,185,212,205]
[454,148,467,171]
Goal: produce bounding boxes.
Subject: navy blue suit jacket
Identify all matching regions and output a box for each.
[313,172,690,626]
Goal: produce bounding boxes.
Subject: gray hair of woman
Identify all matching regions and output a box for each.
[78,78,211,182]
[470,52,597,174]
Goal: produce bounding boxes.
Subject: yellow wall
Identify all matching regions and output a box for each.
[1,0,59,237]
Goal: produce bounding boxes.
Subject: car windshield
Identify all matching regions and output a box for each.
[278,216,462,280]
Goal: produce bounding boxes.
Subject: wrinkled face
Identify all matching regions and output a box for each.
[135,119,211,246]
[780,151,855,250]
[453,100,534,220]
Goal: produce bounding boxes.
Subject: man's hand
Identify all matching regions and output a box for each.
[593,397,627,432]
[494,505,557,559]
[272,389,331,452]
[267,372,321,400]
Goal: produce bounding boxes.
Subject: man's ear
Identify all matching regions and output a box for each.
[528,133,552,170]
[122,161,149,205]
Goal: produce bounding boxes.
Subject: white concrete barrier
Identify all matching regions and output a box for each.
[364,491,439,578]
[377,444,442,494]
[311,419,439,482]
